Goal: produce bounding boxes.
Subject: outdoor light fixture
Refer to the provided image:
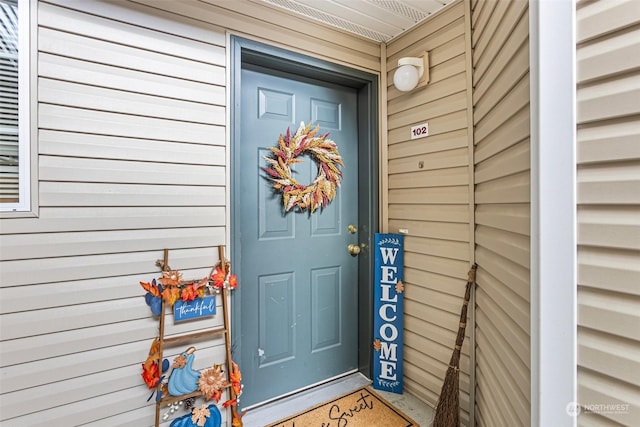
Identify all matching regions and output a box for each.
[393,51,430,92]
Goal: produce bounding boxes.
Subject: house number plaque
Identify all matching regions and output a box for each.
[410,122,429,139]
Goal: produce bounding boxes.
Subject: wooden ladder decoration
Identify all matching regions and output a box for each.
[153,246,240,426]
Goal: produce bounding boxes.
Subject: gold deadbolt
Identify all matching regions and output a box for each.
[347,244,361,256]
[348,224,358,234]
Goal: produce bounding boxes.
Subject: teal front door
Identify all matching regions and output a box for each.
[236,63,360,407]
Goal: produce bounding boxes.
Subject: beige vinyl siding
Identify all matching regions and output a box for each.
[0,0,229,425]
[471,1,530,426]
[576,1,640,425]
[0,0,381,426]
[137,0,381,73]
[385,1,474,423]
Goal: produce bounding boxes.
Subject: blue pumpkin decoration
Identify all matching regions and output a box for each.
[142,280,163,315]
[147,294,162,316]
[170,404,221,427]
[168,351,200,396]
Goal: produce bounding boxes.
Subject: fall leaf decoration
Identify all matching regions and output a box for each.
[373,339,382,352]
[141,337,169,391]
[211,266,238,290]
[210,267,226,289]
[141,358,161,389]
[141,267,223,314]
[180,284,199,302]
[193,276,209,291]
[263,121,344,213]
[223,360,244,409]
[173,354,187,369]
[228,275,238,290]
[210,389,223,404]
[159,270,183,286]
[217,360,245,426]
[228,360,243,396]
[198,365,229,399]
[395,280,404,294]
[223,398,237,409]
[161,286,180,306]
[141,338,161,388]
[140,279,161,297]
[191,404,211,427]
[158,270,205,302]
[148,336,160,360]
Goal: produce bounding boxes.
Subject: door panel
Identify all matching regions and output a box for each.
[238,66,359,407]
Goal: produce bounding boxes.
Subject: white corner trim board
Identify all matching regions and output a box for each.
[530,1,577,426]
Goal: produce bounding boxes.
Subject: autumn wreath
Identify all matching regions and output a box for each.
[263,121,343,213]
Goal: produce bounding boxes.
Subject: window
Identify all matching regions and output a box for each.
[0,0,30,212]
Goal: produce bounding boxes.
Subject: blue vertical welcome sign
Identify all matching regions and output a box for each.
[373,233,404,394]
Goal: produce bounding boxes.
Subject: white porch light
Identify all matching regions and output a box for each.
[393,52,429,92]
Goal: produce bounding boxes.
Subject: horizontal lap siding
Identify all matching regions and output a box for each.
[0,1,381,426]
[471,1,531,426]
[0,0,229,425]
[576,1,640,425]
[136,0,381,72]
[386,1,474,423]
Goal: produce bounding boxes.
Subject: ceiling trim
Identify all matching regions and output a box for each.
[259,0,453,43]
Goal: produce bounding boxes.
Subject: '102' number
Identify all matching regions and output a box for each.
[412,126,427,136]
[410,122,429,140]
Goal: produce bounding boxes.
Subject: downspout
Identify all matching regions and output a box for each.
[463,0,476,425]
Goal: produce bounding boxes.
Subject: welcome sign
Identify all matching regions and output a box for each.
[372,233,404,394]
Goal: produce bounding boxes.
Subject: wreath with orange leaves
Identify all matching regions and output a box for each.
[263,122,343,213]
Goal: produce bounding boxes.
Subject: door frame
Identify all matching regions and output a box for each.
[230,36,379,387]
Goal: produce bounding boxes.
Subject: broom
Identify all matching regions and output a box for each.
[432,263,477,427]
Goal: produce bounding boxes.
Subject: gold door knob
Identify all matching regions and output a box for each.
[348,244,361,256]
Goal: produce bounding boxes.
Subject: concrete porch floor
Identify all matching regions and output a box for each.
[241,373,434,426]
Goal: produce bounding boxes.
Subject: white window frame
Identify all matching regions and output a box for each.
[1,0,35,214]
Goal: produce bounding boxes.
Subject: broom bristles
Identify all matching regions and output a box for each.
[433,366,460,427]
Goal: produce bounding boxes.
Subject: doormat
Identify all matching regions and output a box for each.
[266,386,419,426]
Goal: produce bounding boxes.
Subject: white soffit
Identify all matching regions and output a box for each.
[259,0,453,42]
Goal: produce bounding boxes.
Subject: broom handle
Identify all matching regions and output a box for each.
[450,264,477,364]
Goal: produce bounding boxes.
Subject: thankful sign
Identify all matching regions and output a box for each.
[373,233,404,394]
[173,296,216,322]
